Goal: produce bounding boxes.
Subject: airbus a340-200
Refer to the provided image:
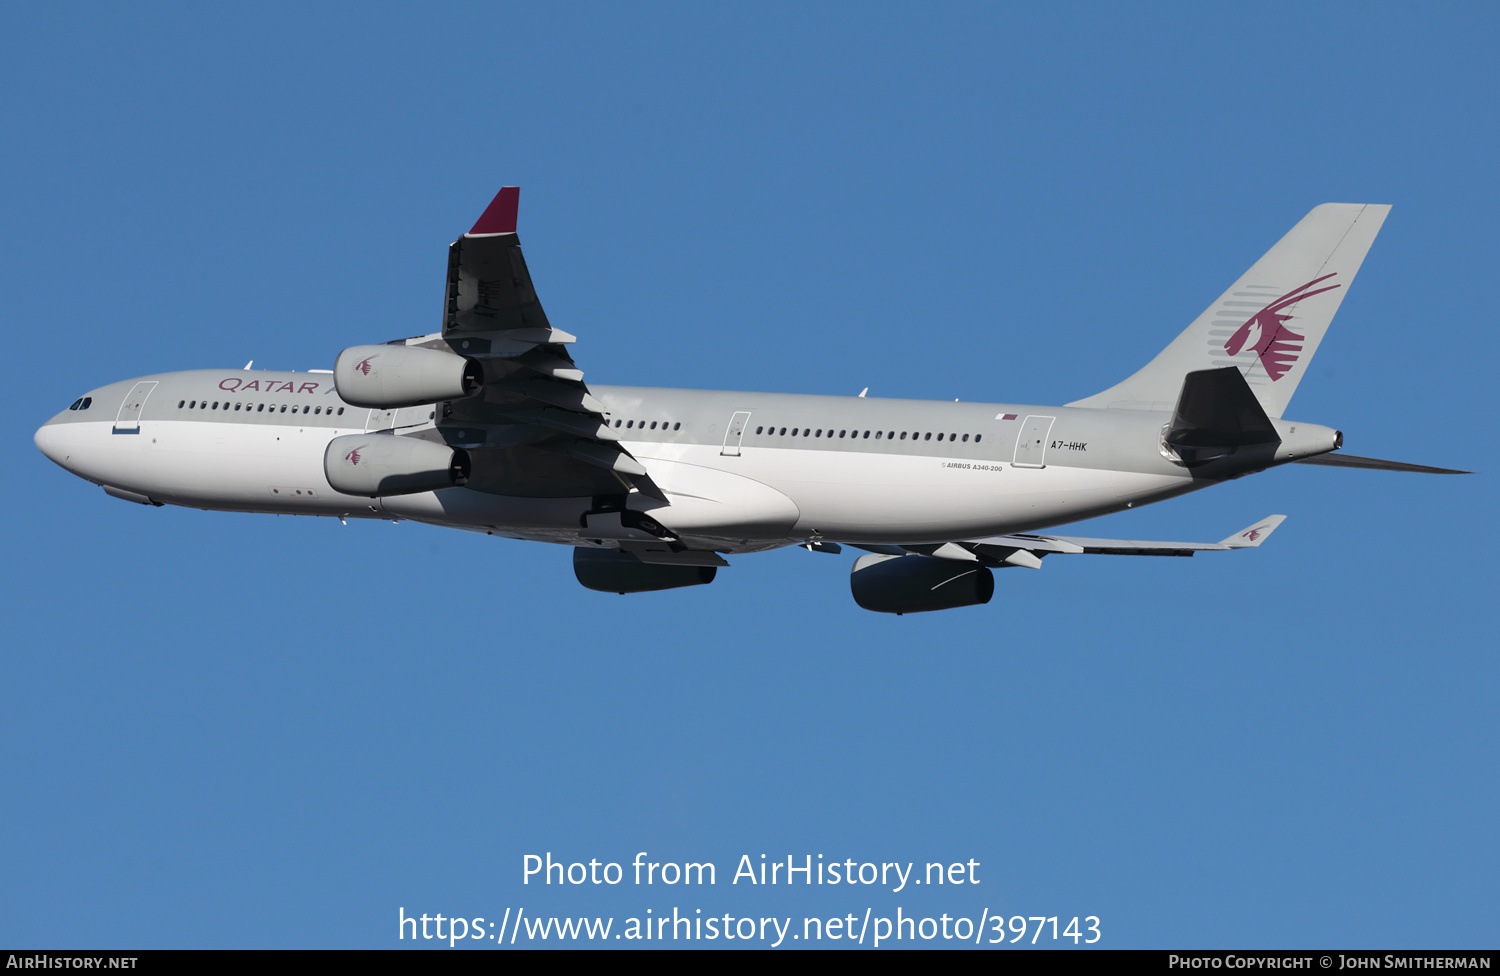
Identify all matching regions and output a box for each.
[35,190,1462,612]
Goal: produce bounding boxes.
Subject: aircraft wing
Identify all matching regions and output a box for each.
[865,516,1288,568]
[426,187,665,500]
[444,187,564,342]
[987,513,1285,555]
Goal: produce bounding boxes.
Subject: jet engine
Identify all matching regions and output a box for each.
[324,433,470,497]
[573,547,718,593]
[849,553,994,614]
[334,344,482,409]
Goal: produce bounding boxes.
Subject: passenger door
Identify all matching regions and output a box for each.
[112,381,158,434]
[1012,415,1055,468]
[721,411,752,456]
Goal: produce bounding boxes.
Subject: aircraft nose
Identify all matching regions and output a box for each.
[35,418,68,466]
[34,414,89,472]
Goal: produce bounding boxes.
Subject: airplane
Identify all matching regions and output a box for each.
[34,190,1464,613]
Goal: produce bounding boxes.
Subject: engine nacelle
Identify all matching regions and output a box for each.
[850,553,994,614]
[573,547,717,593]
[334,344,482,409]
[324,433,470,497]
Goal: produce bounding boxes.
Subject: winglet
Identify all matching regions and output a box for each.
[1220,514,1286,548]
[469,186,519,235]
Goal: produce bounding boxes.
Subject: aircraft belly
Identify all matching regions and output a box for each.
[378,489,596,545]
[642,445,1189,542]
[381,457,803,551]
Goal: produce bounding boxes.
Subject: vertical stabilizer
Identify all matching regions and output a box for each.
[1068,204,1390,418]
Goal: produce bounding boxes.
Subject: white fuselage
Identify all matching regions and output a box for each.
[36,368,1334,552]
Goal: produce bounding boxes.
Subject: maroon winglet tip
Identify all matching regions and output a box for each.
[469,186,519,235]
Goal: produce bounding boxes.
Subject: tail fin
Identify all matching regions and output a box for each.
[1069,204,1391,418]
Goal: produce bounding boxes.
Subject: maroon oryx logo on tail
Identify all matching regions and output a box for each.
[1224,274,1341,381]
[343,445,367,466]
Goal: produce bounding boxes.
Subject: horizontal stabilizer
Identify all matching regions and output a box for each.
[1293,452,1469,475]
[1165,367,1280,463]
[1171,367,1279,446]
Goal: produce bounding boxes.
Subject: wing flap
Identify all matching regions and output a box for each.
[619,542,730,568]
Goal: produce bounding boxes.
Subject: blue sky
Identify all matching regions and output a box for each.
[2,3,1495,949]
